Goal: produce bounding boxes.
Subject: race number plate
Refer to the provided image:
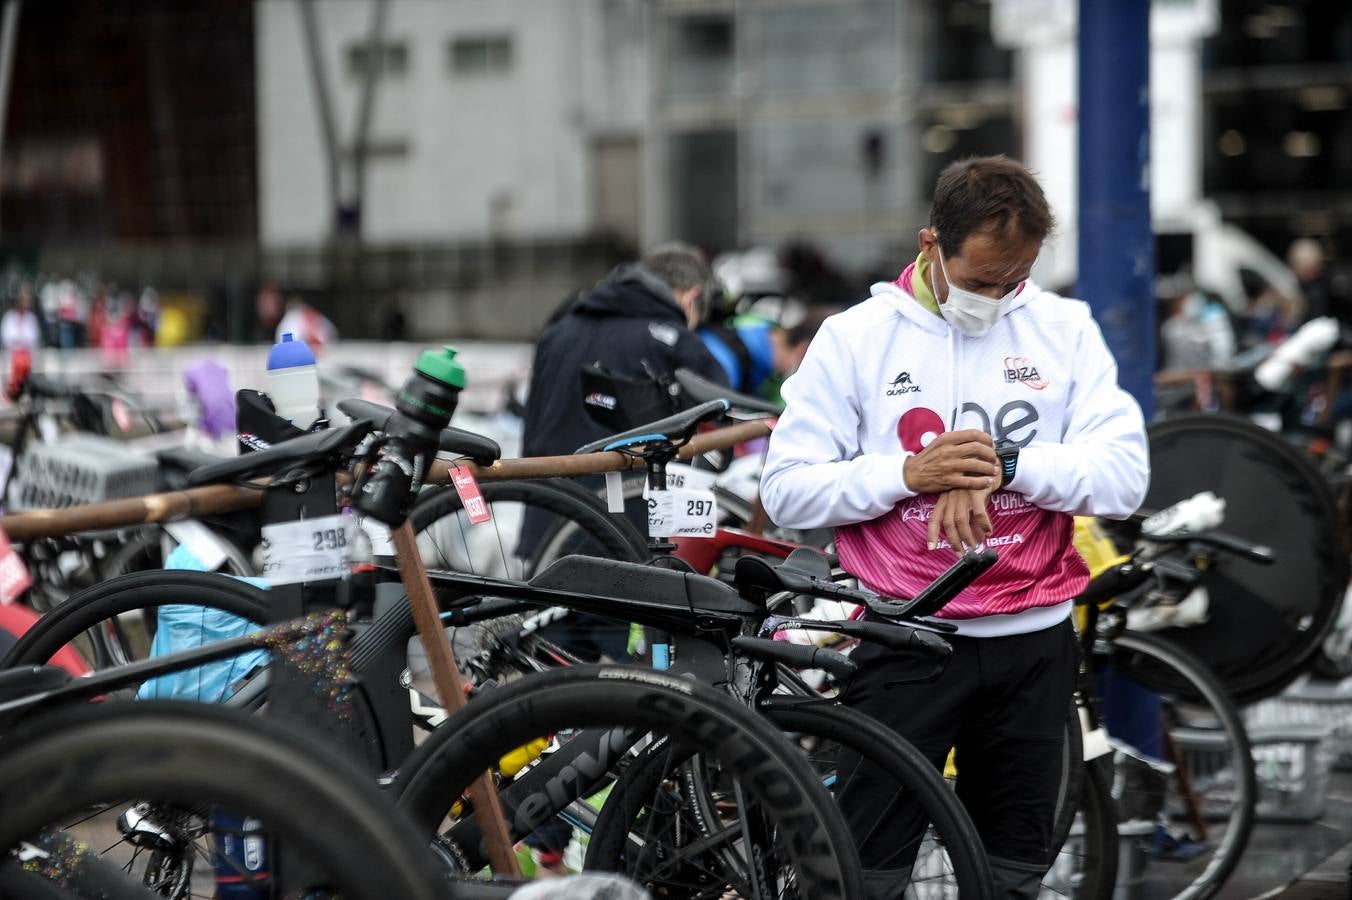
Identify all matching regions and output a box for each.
[641,463,717,498]
[647,487,718,538]
[260,514,350,586]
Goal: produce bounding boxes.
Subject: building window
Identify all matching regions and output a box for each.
[667,14,735,97]
[449,35,513,75]
[346,42,409,79]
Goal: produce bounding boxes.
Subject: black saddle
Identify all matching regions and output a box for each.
[156,447,226,491]
[574,399,729,455]
[187,422,371,487]
[337,399,501,465]
[674,368,782,415]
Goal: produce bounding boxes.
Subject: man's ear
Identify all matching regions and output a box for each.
[687,286,707,324]
[917,228,938,257]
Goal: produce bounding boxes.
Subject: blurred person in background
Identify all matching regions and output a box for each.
[276,297,338,350]
[136,288,159,346]
[380,302,408,342]
[1,283,42,352]
[516,241,730,871]
[1159,276,1236,372]
[521,242,727,659]
[523,241,727,465]
[255,282,283,342]
[700,306,834,402]
[55,281,87,350]
[86,285,110,348]
[1290,237,1349,326]
[1239,270,1302,347]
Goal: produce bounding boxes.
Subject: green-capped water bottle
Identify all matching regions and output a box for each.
[353,347,466,526]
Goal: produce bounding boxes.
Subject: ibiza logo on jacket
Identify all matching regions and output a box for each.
[1003,357,1048,390]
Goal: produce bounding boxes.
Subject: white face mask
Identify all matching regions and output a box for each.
[931,243,1020,338]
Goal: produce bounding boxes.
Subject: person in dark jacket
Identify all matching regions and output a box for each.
[523,244,728,459]
[518,243,729,659]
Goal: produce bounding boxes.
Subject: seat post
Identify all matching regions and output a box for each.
[643,452,680,559]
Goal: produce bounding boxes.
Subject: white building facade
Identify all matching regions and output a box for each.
[256,0,647,249]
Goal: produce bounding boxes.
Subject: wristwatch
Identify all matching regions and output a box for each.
[995,440,1019,487]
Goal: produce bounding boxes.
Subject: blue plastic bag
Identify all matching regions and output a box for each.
[136,544,269,703]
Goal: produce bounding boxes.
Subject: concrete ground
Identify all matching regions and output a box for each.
[1146,769,1352,899]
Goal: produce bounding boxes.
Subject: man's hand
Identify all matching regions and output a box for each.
[928,484,997,554]
[902,429,999,495]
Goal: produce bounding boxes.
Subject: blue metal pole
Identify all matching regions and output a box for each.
[1077,0,1154,418]
[1078,0,1162,761]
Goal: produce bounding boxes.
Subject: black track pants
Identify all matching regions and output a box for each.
[834,617,1078,875]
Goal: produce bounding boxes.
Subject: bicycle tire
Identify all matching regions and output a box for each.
[0,570,400,772]
[101,527,255,580]
[1145,414,1348,703]
[1043,758,1118,900]
[588,698,995,898]
[412,478,649,574]
[0,701,443,900]
[392,665,866,899]
[1107,630,1255,900]
[1050,700,1087,860]
[0,570,270,670]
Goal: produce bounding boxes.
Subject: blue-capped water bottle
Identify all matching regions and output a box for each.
[266,332,321,429]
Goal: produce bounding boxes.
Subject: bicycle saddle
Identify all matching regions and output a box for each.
[573,399,729,455]
[156,447,228,491]
[734,547,835,598]
[336,399,502,465]
[186,422,372,487]
[674,368,782,415]
[157,447,225,474]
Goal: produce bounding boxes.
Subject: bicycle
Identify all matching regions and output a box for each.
[0,613,446,899]
[1065,516,1270,900]
[1,381,867,896]
[2,394,996,897]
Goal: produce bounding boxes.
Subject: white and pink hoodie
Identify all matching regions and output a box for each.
[760,267,1150,637]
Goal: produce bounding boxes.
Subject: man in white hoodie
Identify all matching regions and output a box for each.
[761,155,1149,898]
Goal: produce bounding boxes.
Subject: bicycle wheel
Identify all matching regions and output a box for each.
[392,665,865,899]
[1049,701,1087,864]
[412,478,648,579]
[0,570,269,672]
[1103,630,1255,900]
[0,571,404,771]
[0,701,442,900]
[1042,759,1118,900]
[412,479,649,665]
[1144,414,1347,703]
[589,697,994,898]
[101,527,256,580]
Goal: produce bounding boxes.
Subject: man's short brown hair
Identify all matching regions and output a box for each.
[930,156,1054,258]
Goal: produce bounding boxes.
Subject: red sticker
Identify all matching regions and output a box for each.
[0,530,31,604]
[451,466,492,525]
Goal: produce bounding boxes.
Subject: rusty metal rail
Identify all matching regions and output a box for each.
[0,419,772,542]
